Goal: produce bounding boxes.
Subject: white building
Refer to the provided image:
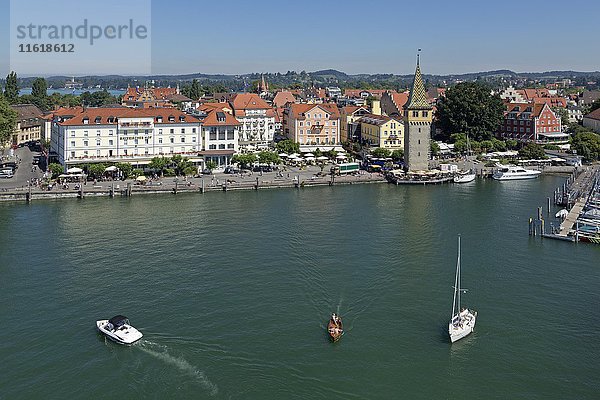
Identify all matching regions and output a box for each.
[197,105,241,168]
[230,93,275,151]
[53,108,202,166]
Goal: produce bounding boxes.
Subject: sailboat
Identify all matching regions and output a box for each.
[454,134,476,183]
[449,236,477,343]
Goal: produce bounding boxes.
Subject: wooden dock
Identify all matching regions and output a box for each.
[557,199,585,237]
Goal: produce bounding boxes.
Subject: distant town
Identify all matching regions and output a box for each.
[1,60,600,181]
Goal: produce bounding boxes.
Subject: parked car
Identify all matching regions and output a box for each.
[224,166,239,174]
[201,168,213,175]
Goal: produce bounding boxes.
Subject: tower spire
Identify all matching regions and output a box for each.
[405,49,430,110]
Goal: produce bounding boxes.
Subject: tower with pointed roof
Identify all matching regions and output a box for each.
[404,52,433,171]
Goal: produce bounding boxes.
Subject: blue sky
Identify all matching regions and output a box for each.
[1,0,599,76]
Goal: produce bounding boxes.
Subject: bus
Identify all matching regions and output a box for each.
[331,162,360,175]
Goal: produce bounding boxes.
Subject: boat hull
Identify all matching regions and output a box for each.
[327,319,343,342]
[96,319,143,345]
[492,172,541,180]
[454,173,476,183]
[448,310,477,343]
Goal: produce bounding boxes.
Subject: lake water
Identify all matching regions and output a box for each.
[1,177,598,399]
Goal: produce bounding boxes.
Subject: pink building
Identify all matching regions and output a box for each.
[283,103,341,146]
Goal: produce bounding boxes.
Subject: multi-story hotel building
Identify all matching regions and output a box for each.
[196,104,240,168]
[52,108,202,166]
[283,103,341,148]
[230,93,275,151]
[499,103,564,143]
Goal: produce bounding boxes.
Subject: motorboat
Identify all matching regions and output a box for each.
[492,165,541,180]
[96,315,143,345]
[454,170,476,183]
[448,236,477,343]
[327,313,343,342]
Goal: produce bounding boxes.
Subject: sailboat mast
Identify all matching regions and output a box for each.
[452,235,460,318]
[457,235,461,312]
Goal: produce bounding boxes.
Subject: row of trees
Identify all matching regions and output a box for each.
[3,72,120,111]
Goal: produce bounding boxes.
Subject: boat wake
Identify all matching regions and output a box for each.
[135,340,218,396]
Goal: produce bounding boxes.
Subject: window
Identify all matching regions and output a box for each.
[159,129,163,135]
[170,137,174,143]
[209,144,216,150]
[422,111,428,118]
[412,111,419,117]
[181,147,185,152]
[170,129,174,134]
[145,138,149,144]
[218,131,225,140]
[192,128,196,133]
[83,140,89,146]
[96,139,101,146]
[227,131,234,140]
[84,130,88,136]
[300,122,303,126]
[109,140,114,146]
[181,128,185,134]
[181,137,185,143]
[210,132,217,140]
[227,143,234,149]
[96,130,101,136]
[145,129,149,135]
[219,144,225,149]
[97,150,101,156]
[70,141,75,147]
[109,130,113,136]
[70,131,75,137]
[192,137,196,143]
[70,151,75,158]
[300,129,303,135]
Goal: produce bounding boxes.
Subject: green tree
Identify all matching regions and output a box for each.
[87,163,106,179]
[371,147,391,158]
[0,95,18,146]
[189,79,201,100]
[589,99,600,113]
[435,81,505,141]
[257,150,280,164]
[275,139,300,154]
[149,156,170,176]
[479,140,494,153]
[313,148,323,157]
[518,143,546,159]
[48,163,64,178]
[205,160,217,171]
[571,131,600,161]
[170,154,192,175]
[81,90,117,107]
[430,141,440,156]
[115,162,133,179]
[505,139,518,150]
[31,77,48,110]
[4,71,19,104]
[391,149,404,160]
[491,138,507,152]
[232,153,257,169]
[183,166,197,176]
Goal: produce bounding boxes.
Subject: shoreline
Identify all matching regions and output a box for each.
[0,174,388,203]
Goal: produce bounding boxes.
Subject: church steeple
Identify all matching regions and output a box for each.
[405,51,431,110]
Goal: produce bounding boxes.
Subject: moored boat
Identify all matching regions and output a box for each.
[96,315,143,345]
[492,165,541,180]
[327,313,343,342]
[454,170,476,183]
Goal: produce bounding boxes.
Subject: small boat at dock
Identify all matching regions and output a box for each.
[454,169,476,183]
[327,313,343,342]
[492,165,541,180]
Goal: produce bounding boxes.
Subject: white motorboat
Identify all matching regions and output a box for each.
[96,315,143,345]
[454,170,476,183]
[492,165,541,180]
[449,236,477,343]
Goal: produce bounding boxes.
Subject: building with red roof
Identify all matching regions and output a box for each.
[229,93,275,151]
[283,103,340,148]
[499,102,565,143]
[52,107,202,166]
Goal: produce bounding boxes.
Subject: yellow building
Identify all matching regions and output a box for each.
[11,104,44,146]
[358,113,404,150]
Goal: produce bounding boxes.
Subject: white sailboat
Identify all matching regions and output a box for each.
[454,134,476,183]
[449,236,477,343]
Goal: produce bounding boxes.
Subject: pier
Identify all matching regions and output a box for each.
[537,164,600,243]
